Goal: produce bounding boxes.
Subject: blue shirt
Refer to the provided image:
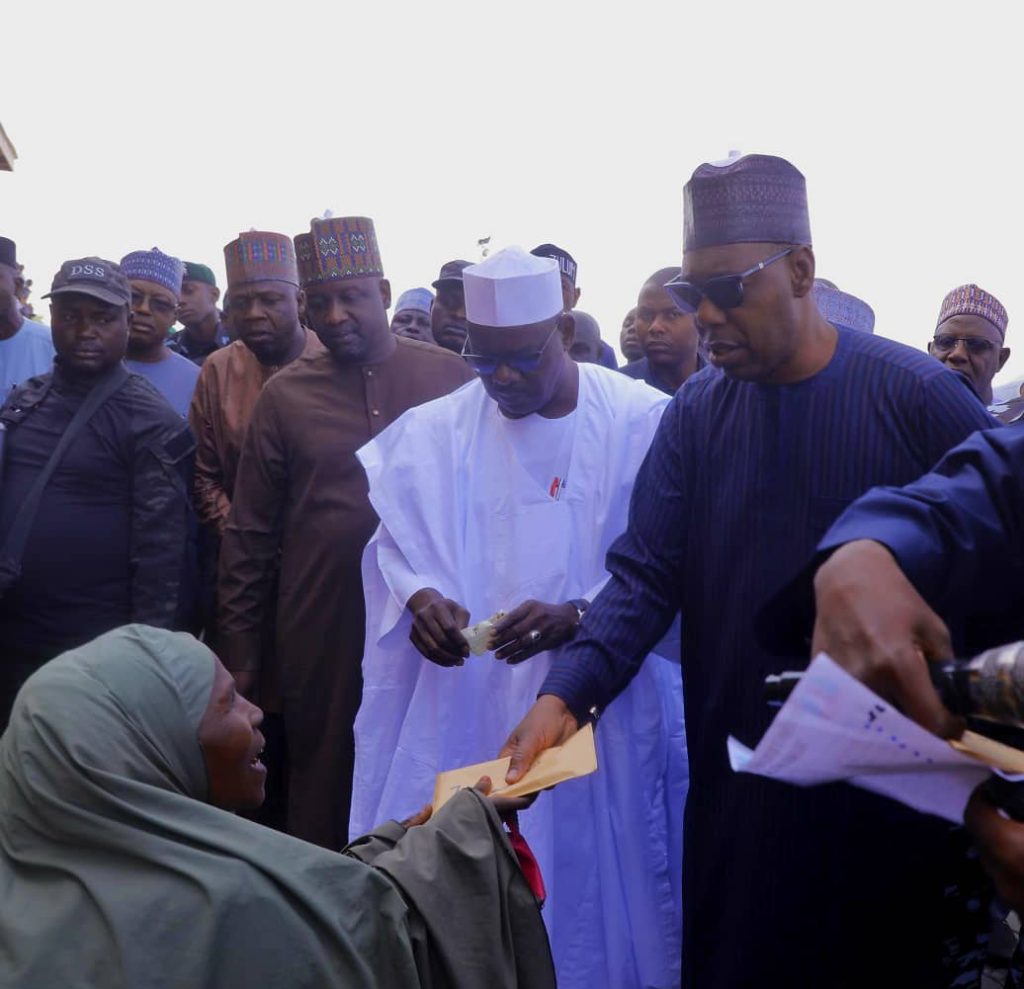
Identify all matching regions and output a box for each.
[126,350,200,418]
[0,318,54,395]
[619,353,706,396]
[543,327,997,987]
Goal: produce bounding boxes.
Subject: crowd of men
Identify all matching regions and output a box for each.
[1,151,1023,989]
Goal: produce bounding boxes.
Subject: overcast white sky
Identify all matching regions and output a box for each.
[3,0,1021,385]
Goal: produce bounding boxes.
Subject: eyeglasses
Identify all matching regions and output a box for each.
[461,322,561,375]
[931,334,998,356]
[131,291,177,317]
[664,247,794,313]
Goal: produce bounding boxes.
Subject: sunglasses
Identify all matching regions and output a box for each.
[664,247,794,313]
[461,322,561,375]
[931,334,998,356]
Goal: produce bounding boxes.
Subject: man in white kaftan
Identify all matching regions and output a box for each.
[351,247,687,989]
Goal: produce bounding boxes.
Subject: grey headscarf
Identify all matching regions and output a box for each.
[0,625,419,988]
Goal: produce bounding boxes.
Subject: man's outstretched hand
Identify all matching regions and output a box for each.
[499,695,580,785]
[812,539,962,740]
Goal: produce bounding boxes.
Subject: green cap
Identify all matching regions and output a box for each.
[184,261,217,287]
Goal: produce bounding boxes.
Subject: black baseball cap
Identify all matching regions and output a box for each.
[531,243,577,285]
[0,237,16,268]
[431,259,472,290]
[43,257,132,306]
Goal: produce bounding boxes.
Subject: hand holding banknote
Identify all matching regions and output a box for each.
[407,587,470,667]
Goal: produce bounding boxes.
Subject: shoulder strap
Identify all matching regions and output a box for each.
[1,364,130,565]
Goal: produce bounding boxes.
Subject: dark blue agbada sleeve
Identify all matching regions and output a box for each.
[542,395,689,722]
[820,426,1024,616]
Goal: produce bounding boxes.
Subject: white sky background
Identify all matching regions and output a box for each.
[2,0,1022,386]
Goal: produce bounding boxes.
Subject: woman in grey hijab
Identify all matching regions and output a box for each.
[0,625,554,989]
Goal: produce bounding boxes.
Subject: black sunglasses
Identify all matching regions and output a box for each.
[931,334,998,356]
[461,322,561,375]
[664,247,794,313]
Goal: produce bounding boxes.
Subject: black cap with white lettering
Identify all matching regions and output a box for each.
[43,257,132,306]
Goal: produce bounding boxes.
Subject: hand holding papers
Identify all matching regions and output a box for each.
[432,724,597,813]
[729,653,1024,824]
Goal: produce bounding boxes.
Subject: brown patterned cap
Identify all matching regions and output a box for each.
[223,231,299,288]
[295,216,384,287]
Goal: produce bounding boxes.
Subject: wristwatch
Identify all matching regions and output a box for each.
[568,598,589,626]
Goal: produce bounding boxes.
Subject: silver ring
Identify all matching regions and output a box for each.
[526,629,542,644]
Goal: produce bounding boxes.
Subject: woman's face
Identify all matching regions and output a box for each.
[198,658,266,811]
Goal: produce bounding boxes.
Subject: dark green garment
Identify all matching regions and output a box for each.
[346,803,556,989]
[0,625,554,989]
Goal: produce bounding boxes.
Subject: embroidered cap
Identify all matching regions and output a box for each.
[683,153,812,251]
[394,287,433,315]
[295,216,384,287]
[813,279,875,334]
[120,247,185,298]
[224,232,298,288]
[936,283,1008,339]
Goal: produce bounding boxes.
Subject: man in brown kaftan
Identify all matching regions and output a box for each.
[189,233,321,536]
[218,216,474,848]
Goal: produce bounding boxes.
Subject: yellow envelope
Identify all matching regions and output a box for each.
[431,724,598,812]
[951,730,1024,774]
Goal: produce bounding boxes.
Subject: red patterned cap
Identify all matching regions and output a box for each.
[223,231,299,288]
[295,216,384,287]
[937,284,1008,339]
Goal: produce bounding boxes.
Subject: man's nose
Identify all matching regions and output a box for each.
[696,297,726,326]
[242,301,269,321]
[491,361,520,386]
[947,340,971,362]
[325,299,348,324]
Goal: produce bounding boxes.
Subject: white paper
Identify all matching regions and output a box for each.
[728,653,994,823]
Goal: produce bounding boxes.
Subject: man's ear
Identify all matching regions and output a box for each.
[998,346,1011,372]
[790,245,816,298]
[559,312,576,351]
[212,285,221,304]
[573,286,581,307]
[379,278,392,310]
[296,288,307,321]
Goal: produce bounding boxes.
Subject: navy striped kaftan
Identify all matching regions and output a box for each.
[543,327,998,988]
